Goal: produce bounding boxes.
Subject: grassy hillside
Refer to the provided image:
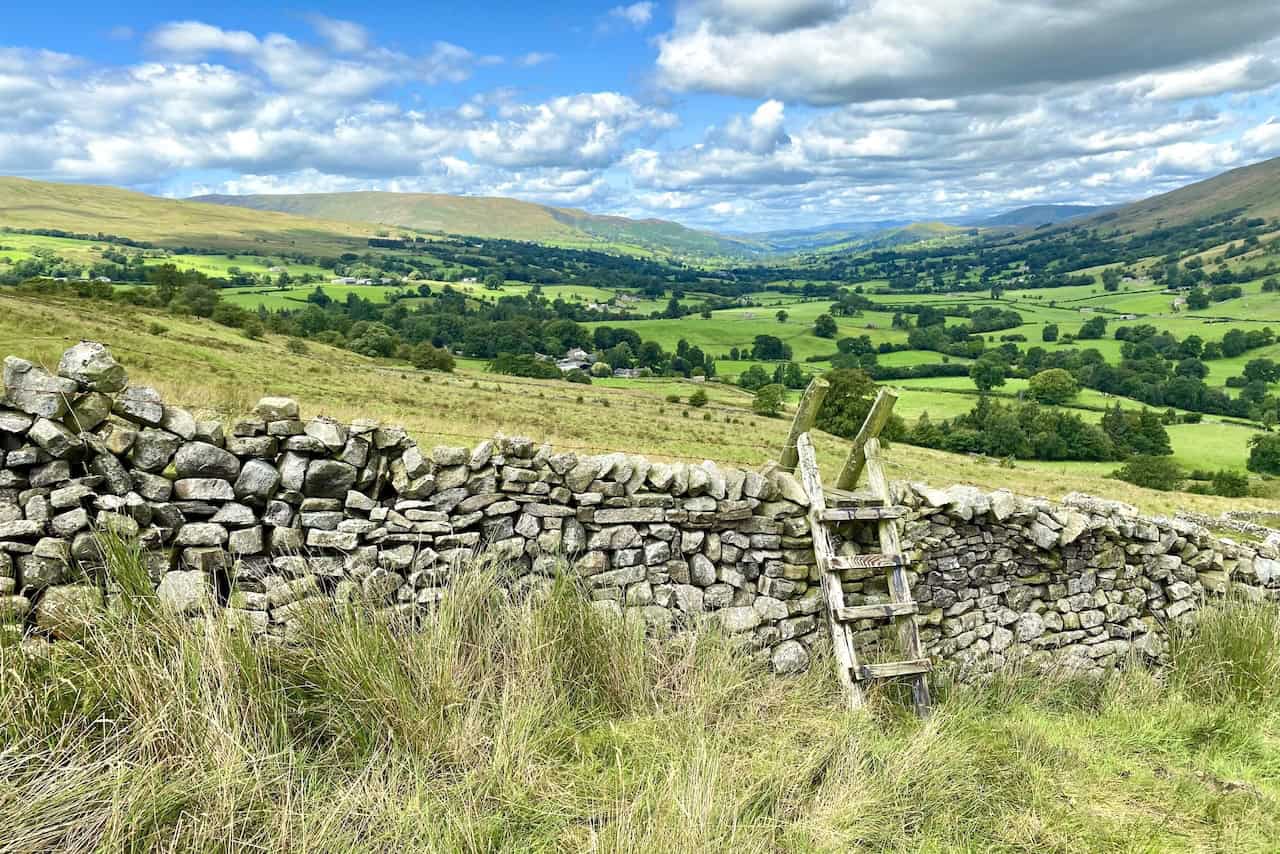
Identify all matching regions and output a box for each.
[0,288,1269,519]
[0,178,375,255]
[1083,156,1280,235]
[192,190,759,258]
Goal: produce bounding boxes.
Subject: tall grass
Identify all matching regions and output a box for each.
[0,546,1278,852]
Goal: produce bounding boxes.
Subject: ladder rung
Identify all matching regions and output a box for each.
[854,659,933,681]
[837,602,917,621]
[821,506,906,522]
[829,553,905,571]
[823,487,883,508]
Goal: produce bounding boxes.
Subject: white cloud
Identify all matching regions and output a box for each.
[149,21,260,56]
[610,2,655,28]
[517,51,555,67]
[307,16,370,53]
[657,0,1280,105]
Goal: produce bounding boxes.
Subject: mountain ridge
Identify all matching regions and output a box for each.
[190,190,761,258]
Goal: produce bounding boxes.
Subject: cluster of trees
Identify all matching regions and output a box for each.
[906,395,1170,463]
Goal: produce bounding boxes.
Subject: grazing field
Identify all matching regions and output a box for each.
[0,289,1269,517]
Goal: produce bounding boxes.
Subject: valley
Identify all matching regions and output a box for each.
[5,158,1280,503]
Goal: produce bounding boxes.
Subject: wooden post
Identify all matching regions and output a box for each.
[778,377,830,471]
[865,437,932,718]
[835,387,898,491]
[796,432,867,711]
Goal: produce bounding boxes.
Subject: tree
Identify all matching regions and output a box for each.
[1174,358,1208,379]
[1247,433,1280,475]
[776,310,789,324]
[969,356,1007,392]
[1101,267,1122,292]
[483,272,505,291]
[1028,368,1079,405]
[1041,323,1059,343]
[1077,316,1107,339]
[688,389,709,407]
[750,335,792,361]
[590,361,613,378]
[737,364,772,390]
[813,314,837,338]
[1112,456,1185,491]
[815,369,904,440]
[752,384,785,417]
[1187,287,1210,310]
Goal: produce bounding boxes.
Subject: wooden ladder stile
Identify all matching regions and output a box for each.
[864,436,932,717]
[791,390,932,718]
[796,431,866,711]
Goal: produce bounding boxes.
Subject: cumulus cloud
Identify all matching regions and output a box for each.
[4,10,1280,230]
[657,0,1280,104]
[610,2,656,28]
[0,27,674,212]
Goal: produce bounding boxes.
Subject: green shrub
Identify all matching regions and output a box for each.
[1111,455,1185,491]
[411,342,455,372]
[752,383,785,417]
[565,369,591,385]
[688,389,708,407]
[1247,433,1280,475]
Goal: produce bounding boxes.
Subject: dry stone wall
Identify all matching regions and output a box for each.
[2,342,1277,677]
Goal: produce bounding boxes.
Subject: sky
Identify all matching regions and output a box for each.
[3,0,1280,231]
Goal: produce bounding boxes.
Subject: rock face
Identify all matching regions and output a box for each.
[2,341,1278,681]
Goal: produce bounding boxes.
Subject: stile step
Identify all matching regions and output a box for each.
[853,659,933,681]
[820,506,907,522]
[823,487,884,508]
[829,553,906,571]
[837,602,917,621]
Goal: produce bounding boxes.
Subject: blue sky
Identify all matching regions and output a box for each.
[3,1,1280,230]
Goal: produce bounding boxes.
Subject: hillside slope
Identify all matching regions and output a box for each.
[192,190,760,258]
[0,177,375,254]
[1082,156,1280,234]
[980,204,1108,227]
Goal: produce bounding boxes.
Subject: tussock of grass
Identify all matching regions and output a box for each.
[1,552,1279,851]
[1169,592,1280,704]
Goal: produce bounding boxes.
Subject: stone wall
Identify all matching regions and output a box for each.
[2,342,1277,677]
[1,343,821,672]
[890,486,1280,675]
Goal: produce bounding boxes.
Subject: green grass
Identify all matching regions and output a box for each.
[1,549,1277,851]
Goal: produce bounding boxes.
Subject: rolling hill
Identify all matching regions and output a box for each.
[1078,155,1280,234]
[978,204,1108,227]
[192,190,761,258]
[0,177,376,255]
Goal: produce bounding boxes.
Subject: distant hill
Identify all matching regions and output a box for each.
[739,219,915,252]
[978,204,1108,228]
[0,177,375,254]
[817,221,977,253]
[1077,156,1280,235]
[192,191,761,258]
